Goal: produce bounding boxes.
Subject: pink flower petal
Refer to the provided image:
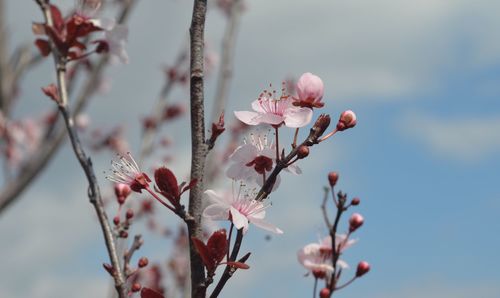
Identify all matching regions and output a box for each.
[283,107,313,128]
[284,163,302,175]
[229,144,258,163]
[230,207,249,232]
[251,99,266,113]
[249,217,283,234]
[226,163,254,181]
[258,113,285,126]
[203,204,229,221]
[234,111,260,125]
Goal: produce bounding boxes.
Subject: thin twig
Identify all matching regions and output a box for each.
[187,1,209,297]
[321,186,332,229]
[0,0,137,214]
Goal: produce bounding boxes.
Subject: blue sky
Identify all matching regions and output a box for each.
[1,0,499,297]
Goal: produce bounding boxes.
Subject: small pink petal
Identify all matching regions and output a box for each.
[229,144,258,163]
[230,207,249,231]
[250,217,283,234]
[234,111,261,125]
[283,107,313,128]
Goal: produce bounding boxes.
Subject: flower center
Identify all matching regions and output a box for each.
[245,155,273,174]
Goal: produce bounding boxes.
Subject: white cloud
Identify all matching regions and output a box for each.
[237,0,500,100]
[401,112,500,162]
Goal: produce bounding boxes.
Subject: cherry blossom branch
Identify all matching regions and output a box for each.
[321,187,332,229]
[0,0,137,214]
[256,114,331,201]
[138,47,188,162]
[209,229,244,298]
[32,2,137,297]
[123,234,143,276]
[187,0,209,297]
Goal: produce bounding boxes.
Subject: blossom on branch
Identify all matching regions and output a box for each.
[293,72,325,109]
[203,189,283,234]
[106,152,151,192]
[234,88,312,128]
[297,235,354,278]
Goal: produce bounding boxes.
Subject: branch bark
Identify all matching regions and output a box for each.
[0,0,137,214]
[187,0,209,297]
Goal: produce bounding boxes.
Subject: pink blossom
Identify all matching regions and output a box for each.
[203,189,283,234]
[294,72,325,109]
[234,91,313,128]
[297,235,355,277]
[106,152,150,192]
[104,25,129,64]
[226,134,301,190]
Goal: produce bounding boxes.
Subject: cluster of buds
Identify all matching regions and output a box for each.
[298,172,370,297]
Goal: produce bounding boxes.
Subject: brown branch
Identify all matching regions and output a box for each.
[0,0,137,214]
[33,1,130,296]
[321,186,332,229]
[187,0,209,297]
[138,46,188,162]
[123,234,143,276]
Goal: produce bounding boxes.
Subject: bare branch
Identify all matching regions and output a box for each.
[187,0,209,297]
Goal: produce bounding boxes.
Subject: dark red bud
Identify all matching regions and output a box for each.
[319,288,331,298]
[312,269,326,279]
[131,282,142,292]
[351,197,360,206]
[115,183,131,201]
[328,172,339,187]
[119,231,128,238]
[356,261,370,277]
[41,84,60,103]
[297,145,309,159]
[126,209,134,219]
[138,257,149,268]
[349,213,364,232]
[113,216,120,226]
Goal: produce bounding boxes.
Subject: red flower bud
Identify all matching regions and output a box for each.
[114,183,131,203]
[126,209,134,219]
[41,84,60,103]
[328,172,339,187]
[319,288,331,298]
[356,261,370,277]
[138,257,149,268]
[131,282,141,292]
[351,197,360,206]
[336,110,357,131]
[119,231,128,238]
[297,145,309,159]
[113,216,120,226]
[349,213,364,232]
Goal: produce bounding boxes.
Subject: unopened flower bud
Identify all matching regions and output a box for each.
[138,257,149,268]
[114,183,131,204]
[131,282,141,292]
[351,197,360,206]
[312,269,326,279]
[349,213,364,232]
[126,209,134,219]
[297,145,309,159]
[356,261,370,277]
[312,114,331,137]
[328,172,339,187]
[319,288,331,298]
[119,231,128,238]
[113,216,120,226]
[336,110,357,131]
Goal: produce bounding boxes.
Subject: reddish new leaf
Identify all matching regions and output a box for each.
[34,39,51,56]
[154,167,180,198]
[181,178,198,193]
[49,5,64,32]
[140,287,165,298]
[226,261,250,270]
[207,229,228,263]
[41,84,60,103]
[192,237,216,272]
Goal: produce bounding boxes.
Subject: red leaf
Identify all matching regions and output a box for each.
[49,5,64,32]
[207,229,228,263]
[154,167,180,199]
[34,39,51,56]
[140,287,165,298]
[41,83,60,103]
[182,178,198,193]
[191,237,215,273]
[226,261,250,270]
